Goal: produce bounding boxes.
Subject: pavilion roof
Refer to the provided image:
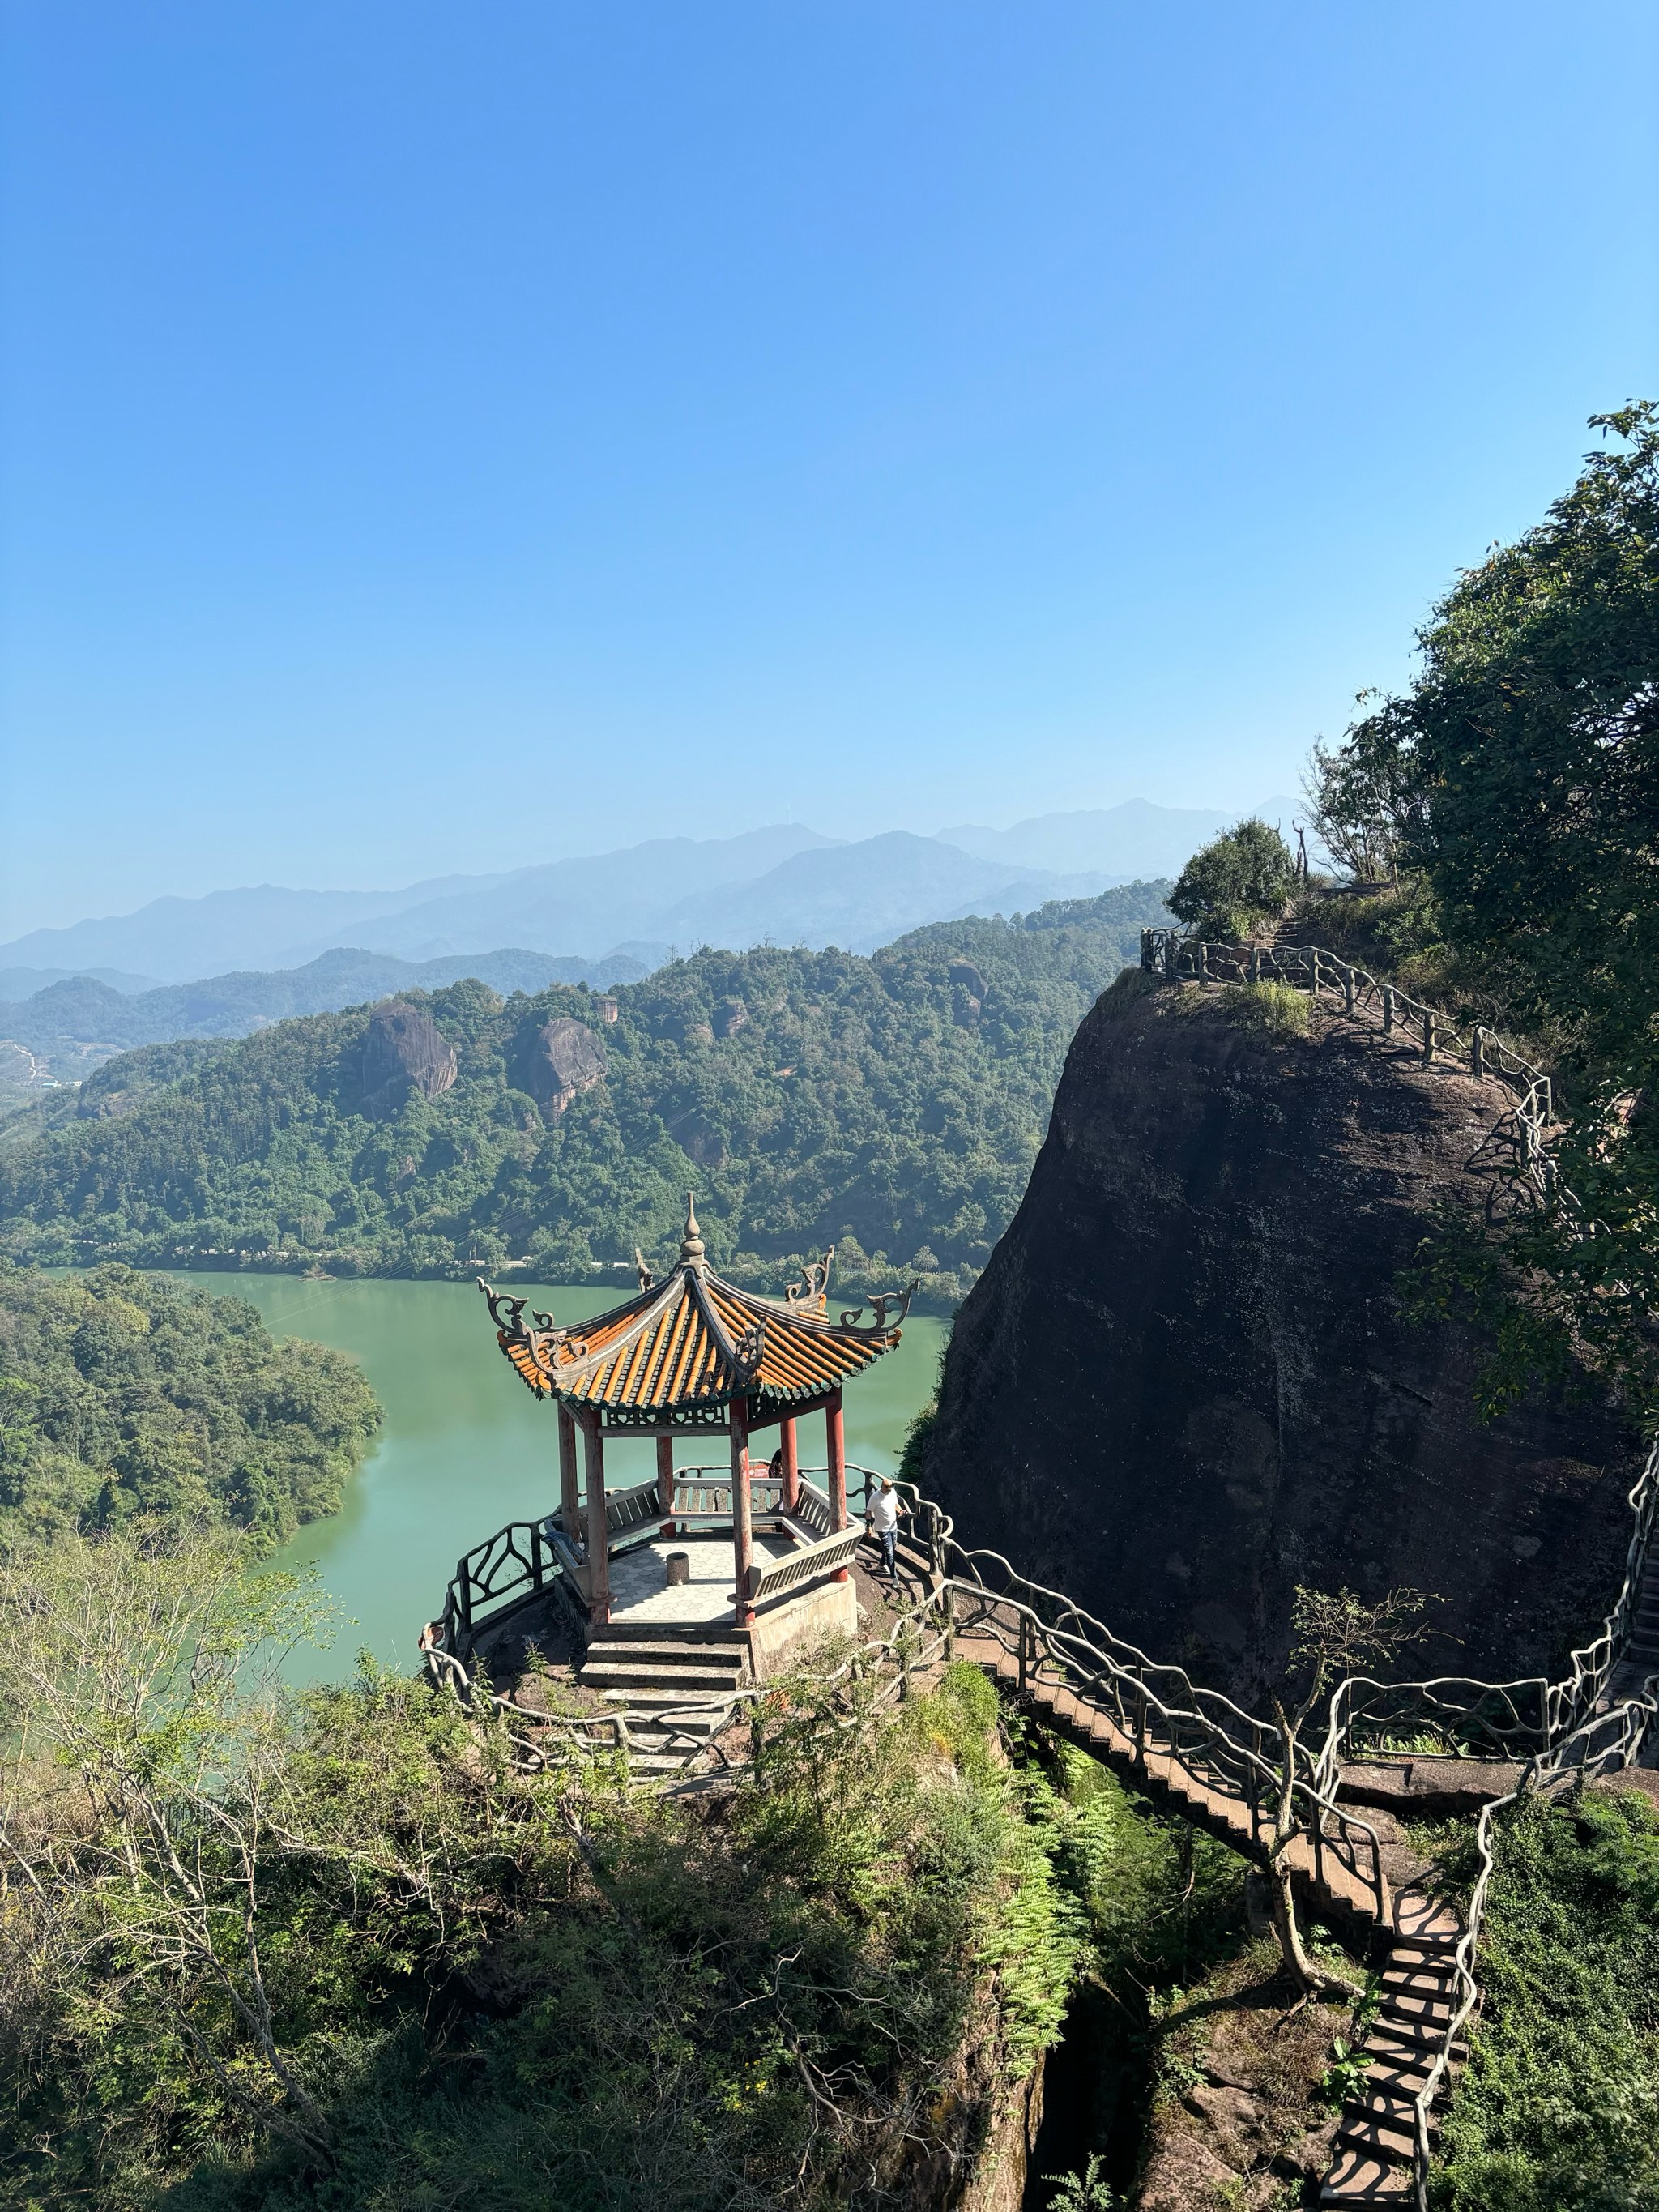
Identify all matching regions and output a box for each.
[479,1197,912,1420]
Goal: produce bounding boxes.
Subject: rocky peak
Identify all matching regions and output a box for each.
[356,1001,458,1121]
[519,1016,606,1117]
[918,968,1637,1702]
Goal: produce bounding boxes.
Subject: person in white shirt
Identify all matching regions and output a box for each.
[866,1476,904,1580]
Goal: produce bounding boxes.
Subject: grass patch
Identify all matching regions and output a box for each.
[1218,981,1311,1040]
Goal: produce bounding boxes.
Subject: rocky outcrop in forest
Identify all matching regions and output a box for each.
[354,1001,458,1119]
[918,967,1638,1702]
[514,1015,607,1115]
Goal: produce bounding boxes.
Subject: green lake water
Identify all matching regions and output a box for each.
[168,1274,947,1684]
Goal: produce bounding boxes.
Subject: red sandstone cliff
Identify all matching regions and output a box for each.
[918,969,1636,1702]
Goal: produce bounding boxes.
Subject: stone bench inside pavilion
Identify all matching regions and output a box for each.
[441,1199,915,1685]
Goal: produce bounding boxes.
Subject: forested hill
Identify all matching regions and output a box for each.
[0,1262,380,1550]
[0,882,1172,1305]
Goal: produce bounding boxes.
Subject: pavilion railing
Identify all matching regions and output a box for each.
[436,1461,892,1655]
[747,1527,861,1603]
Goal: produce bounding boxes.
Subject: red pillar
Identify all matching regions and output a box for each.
[582,1413,611,1625]
[656,1433,676,1531]
[557,1404,580,1538]
[731,1399,755,1629]
[779,1414,799,1514]
[826,1388,848,1583]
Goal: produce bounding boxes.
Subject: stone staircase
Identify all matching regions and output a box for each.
[959,1635,1466,2204]
[576,1634,748,1774]
[1605,1540,1659,1766]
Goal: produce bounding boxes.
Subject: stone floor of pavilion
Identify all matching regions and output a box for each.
[603,1533,789,1629]
[466,1532,922,1706]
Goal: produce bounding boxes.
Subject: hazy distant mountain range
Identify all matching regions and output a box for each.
[0,946,653,1063]
[2,798,1292,990]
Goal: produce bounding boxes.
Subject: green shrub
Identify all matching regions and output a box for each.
[1168,821,1296,937]
[1433,1788,1659,2210]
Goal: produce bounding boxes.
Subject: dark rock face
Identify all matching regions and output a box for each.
[919,971,1637,1702]
[712,998,749,1040]
[518,1017,606,1117]
[356,1001,458,1121]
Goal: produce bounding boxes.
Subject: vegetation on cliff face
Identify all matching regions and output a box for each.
[1435,1786,1659,2210]
[1299,403,1659,1411]
[0,1526,1101,2212]
[0,1262,380,1551]
[0,885,1171,1305]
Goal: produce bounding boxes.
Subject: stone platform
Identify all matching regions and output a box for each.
[603,1534,787,1630]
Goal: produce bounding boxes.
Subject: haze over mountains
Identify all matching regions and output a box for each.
[3,798,1294,990]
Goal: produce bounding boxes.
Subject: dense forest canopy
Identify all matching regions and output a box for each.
[0,883,1172,1305]
[0,1262,381,1550]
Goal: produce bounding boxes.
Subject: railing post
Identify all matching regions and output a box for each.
[1343,964,1354,1016]
[1134,1685,1147,1766]
[1141,929,1154,971]
[530,1521,544,1591]
[1017,1612,1030,1694]
[1472,1025,1486,1081]
[1196,939,1209,982]
[1382,984,1393,1035]
[1422,1009,1434,1062]
[455,1557,473,1641]
[1248,944,1260,984]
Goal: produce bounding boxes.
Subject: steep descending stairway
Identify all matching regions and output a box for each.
[576,1634,748,1774]
[957,1628,1467,2205]
[1606,1540,1659,1763]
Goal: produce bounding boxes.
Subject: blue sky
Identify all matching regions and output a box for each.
[2,2,1654,936]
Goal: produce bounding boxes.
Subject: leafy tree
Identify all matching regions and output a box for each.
[1167,821,1295,940]
[1308,405,1659,1411]
[1263,1585,1434,1997]
[1302,724,1415,884]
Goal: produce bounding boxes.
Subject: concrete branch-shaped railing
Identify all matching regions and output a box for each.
[1139,927,1557,1187]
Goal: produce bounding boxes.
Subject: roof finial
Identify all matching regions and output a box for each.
[679,1191,706,1270]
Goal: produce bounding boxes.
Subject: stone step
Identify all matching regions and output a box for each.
[588,1637,743,1663]
[581,1662,741,1693]
[1380,1964,1461,2001]
[1365,2024,1465,2071]
[1337,2111,1416,2165]
[599,1694,722,1729]
[1377,1993,1455,2031]
[1320,2145,1412,2201]
[589,1620,750,1646]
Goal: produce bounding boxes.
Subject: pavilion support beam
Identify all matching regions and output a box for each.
[656,1434,676,1532]
[731,1399,755,1629]
[826,1388,849,1583]
[581,1412,611,1625]
[779,1415,799,1514]
[557,1404,581,1539]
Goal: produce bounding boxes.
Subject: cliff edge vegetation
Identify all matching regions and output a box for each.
[0,1520,1252,2212]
